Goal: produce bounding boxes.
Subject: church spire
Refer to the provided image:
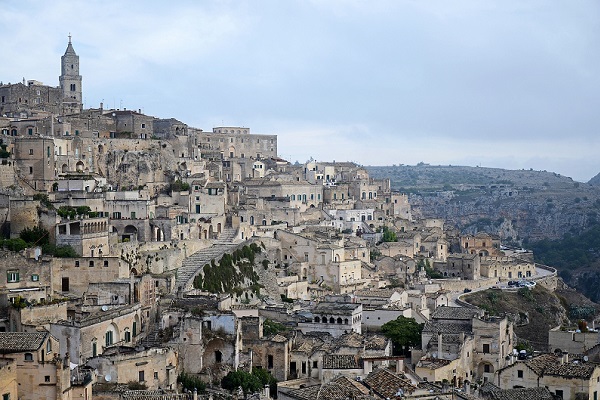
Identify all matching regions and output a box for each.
[64,33,76,56]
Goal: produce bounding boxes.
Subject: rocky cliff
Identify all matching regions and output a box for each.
[367,165,600,242]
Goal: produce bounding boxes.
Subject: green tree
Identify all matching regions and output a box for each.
[221,370,262,393]
[178,371,206,392]
[263,319,286,336]
[252,367,277,395]
[382,226,397,242]
[20,226,50,245]
[381,316,423,355]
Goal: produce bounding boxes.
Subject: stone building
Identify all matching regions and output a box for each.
[0,36,82,117]
[0,331,92,400]
[88,346,178,390]
[440,254,481,279]
[480,255,535,280]
[461,232,501,257]
[497,353,600,400]
[12,136,56,191]
[298,302,362,337]
[50,303,144,364]
[418,306,513,386]
[197,126,277,161]
[55,215,109,257]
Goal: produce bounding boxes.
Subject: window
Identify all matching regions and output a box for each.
[29,149,33,155]
[517,370,523,378]
[313,361,318,368]
[113,212,121,219]
[24,353,33,361]
[141,123,146,129]
[555,390,563,399]
[104,261,109,267]
[154,371,159,380]
[28,128,33,135]
[215,350,222,363]
[105,331,113,346]
[7,270,19,283]
[482,343,490,353]
[92,341,97,357]
[75,261,80,267]
[89,261,94,267]
[138,370,145,383]
[46,340,52,353]
[268,355,273,369]
[3,393,10,400]
[29,166,33,174]
[125,330,131,342]
[70,84,76,91]
[45,376,51,382]
[484,364,490,373]
[32,274,39,282]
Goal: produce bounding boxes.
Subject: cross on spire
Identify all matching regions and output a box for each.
[68,33,72,43]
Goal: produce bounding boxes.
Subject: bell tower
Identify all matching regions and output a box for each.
[59,34,82,114]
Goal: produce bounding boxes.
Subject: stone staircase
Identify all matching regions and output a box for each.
[175,228,240,293]
[213,227,238,244]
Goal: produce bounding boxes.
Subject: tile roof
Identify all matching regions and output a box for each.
[322,354,363,369]
[543,361,597,379]
[417,357,451,370]
[523,354,559,375]
[334,331,365,349]
[423,321,472,335]
[483,386,556,400]
[354,289,399,298]
[0,332,48,353]
[286,376,375,400]
[363,368,415,398]
[312,302,361,315]
[364,333,389,351]
[431,306,480,320]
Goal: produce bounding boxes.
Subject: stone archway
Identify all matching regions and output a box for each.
[123,225,138,242]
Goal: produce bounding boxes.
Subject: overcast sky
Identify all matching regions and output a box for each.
[2,1,599,182]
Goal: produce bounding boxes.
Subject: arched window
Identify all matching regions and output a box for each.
[337,318,342,324]
[329,317,335,323]
[314,316,320,323]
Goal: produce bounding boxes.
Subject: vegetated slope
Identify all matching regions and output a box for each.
[463,284,598,351]
[525,223,600,302]
[366,164,600,242]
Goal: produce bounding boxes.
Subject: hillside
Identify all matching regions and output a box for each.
[463,282,599,351]
[366,164,600,304]
[367,164,600,242]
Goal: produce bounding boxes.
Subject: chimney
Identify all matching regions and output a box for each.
[437,333,443,358]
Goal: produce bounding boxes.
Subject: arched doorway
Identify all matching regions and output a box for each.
[123,225,138,242]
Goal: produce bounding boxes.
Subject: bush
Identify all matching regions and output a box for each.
[221,369,276,394]
[263,319,287,336]
[178,372,206,392]
[1,238,27,252]
[127,381,147,390]
[20,226,50,245]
